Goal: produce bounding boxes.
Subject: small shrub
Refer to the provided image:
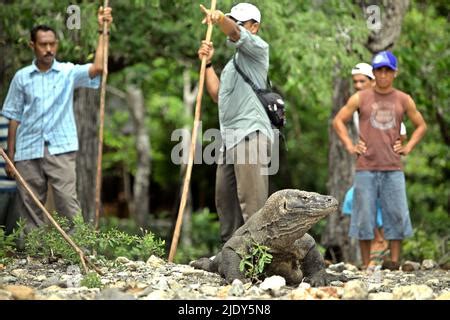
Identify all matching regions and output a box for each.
[80,272,102,288]
[403,228,442,261]
[25,214,79,262]
[239,240,273,282]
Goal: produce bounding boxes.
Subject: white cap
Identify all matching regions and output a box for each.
[225,3,261,23]
[351,63,374,80]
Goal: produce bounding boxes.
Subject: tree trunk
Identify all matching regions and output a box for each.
[74,88,99,223]
[323,65,358,263]
[127,85,151,228]
[323,0,410,264]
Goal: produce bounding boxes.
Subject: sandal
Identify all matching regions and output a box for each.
[369,241,390,265]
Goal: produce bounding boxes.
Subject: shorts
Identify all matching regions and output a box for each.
[349,171,413,240]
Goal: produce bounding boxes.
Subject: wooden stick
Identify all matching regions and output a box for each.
[0,149,102,275]
[168,0,217,262]
[94,0,110,229]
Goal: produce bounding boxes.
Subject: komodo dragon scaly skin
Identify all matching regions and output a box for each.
[190,189,347,286]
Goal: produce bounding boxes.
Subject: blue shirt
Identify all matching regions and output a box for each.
[0,116,16,192]
[1,60,100,161]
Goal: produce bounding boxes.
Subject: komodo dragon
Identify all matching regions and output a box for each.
[190,189,347,286]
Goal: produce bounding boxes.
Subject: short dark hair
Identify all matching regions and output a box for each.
[30,25,57,42]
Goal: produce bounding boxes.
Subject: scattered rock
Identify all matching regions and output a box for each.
[289,287,314,300]
[392,285,434,300]
[342,280,368,300]
[228,279,245,297]
[425,279,440,286]
[0,256,448,300]
[96,288,136,300]
[328,262,345,273]
[260,275,286,292]
[10,269,28,279]
[330,281,344,287]
[0,289,12,300]
[5,285,35,300]
[344,264,359,272]
[368,292,394,300]
[401,261,421,272]
[115,257,131,264]
[436,291,450,300]
[422,260,437,270]
[66,265,81,275]
[146,255,165,268]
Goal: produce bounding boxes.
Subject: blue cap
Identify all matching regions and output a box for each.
[372,51,397,71]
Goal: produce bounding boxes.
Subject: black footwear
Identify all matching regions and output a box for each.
[382,260,400,271]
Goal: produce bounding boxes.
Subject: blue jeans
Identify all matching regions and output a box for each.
[342,186,383,228]
[349,171,413,240]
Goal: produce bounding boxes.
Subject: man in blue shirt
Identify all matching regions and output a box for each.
[1,6,113,231]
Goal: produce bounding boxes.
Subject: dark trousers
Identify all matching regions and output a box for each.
[0,191,19,234]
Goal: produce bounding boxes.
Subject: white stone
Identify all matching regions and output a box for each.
[342,280,368,300]
[422,259,437,270]
[115,256,131,264]
[10,269,27,278]
[35,275,47,282]
[344,263,359,272]
[229,279,245,297]
[298,282,311,289]
[146,255,165,268]
[392,285,434,300]
[425,279,439,286]
[259,275,286,292]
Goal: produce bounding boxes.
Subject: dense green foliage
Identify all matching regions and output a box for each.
[0,0,448,263]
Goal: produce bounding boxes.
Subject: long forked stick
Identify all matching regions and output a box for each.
[94,0,111,229]
[168,0,217,262]
[0,149,103,275]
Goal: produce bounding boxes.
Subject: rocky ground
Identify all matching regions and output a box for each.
[0,255,449,300]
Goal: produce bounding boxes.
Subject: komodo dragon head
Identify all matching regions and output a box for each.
[256,189,338,244]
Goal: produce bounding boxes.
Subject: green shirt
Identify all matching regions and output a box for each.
[218,26,273,149]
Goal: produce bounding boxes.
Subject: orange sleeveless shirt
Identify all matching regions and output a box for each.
[356,88,410,171]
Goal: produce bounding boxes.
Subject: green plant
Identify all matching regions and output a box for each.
[25,214,80,263]
[239,240,273,282]
[403,228,442,262]
[80,272,102,288]
[24,213,166,265]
